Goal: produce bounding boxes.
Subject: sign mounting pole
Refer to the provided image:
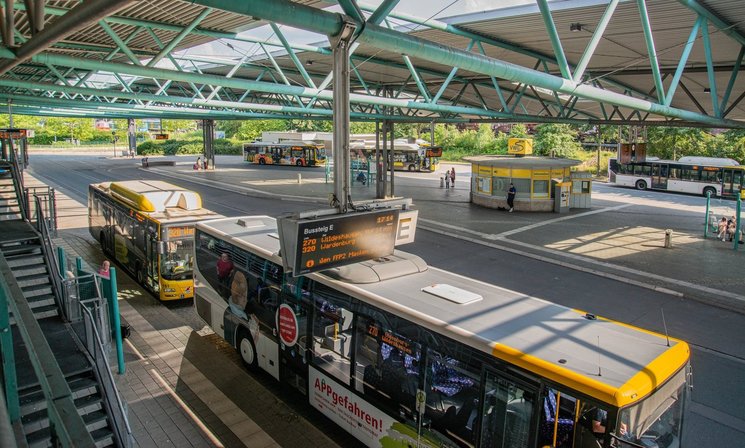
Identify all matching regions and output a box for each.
[332,19,356,213]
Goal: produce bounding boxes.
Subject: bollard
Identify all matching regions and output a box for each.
[440,177,444,188]
[664,229,673,248]
[297,173,302,184]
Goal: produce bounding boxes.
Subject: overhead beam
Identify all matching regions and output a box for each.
[0,0,136,75]
[189,0,745,128]
[677,0,745,48]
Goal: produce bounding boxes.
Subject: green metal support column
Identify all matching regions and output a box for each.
[536,0,571,79]
[700,19,720,116]
[0,275,19,421]
[665,17,702,106]
[637,0,665,103]
[573,0,620,83]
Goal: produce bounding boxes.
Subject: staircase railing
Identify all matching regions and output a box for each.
[24,186,56,237]
[0,255,97,448]
[31,194,133,447]
[8,153,26,221]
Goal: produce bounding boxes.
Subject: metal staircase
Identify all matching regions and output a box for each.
[0,158,131,447]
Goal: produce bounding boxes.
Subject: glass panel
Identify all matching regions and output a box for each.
[312,298,354,385]
[160,238,194,281]
[532,180,549,198]
[479,371,535,448]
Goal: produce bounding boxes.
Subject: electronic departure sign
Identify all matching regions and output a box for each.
[289,209,399,275]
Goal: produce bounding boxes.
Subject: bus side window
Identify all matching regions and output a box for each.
[537,387,577,448]
[479,372,535,448]
[312,299,354,385]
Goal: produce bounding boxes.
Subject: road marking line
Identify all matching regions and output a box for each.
[494,204,633,238]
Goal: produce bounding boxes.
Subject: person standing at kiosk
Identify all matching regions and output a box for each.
[507,183,517,212]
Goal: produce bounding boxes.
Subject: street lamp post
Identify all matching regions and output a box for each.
[112,130,116,158]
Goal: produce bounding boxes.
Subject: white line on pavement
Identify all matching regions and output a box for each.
[493,204,633,238]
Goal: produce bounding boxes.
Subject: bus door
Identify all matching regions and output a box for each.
[479,369,538,448]
[278,277,311,393]
[721,168,743,198]
[145,231,159,293]
[652,163,669,189]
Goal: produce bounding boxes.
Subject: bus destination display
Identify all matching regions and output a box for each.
[295,210,400,275]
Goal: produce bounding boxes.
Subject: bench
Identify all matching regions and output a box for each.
[141,159,176,167]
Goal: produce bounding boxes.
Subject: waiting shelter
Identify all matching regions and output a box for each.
[465,139,584,212]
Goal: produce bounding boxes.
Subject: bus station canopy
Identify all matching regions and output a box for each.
[0,0,744,128]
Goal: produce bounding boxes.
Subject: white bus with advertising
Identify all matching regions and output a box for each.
[194,215,690,448]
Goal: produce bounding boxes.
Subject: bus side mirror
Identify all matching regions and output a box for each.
[157,241,167,254]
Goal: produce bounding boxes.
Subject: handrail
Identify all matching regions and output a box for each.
[0,255,96,448]
[8,153,27,220]
[32,193,132,447]
[79,303,133,447]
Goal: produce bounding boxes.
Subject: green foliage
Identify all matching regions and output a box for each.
[235,119,286,141]
[646,127,718,160]
[136,138,242,155]
[350,122,377,134]
[285,119,332,132]
[216,120,242,138]
[533,124,582,158]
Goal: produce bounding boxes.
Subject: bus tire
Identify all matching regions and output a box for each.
[408,164,416,172]
[703,186,717,198]
[259,158,266,165]
[237,329,258,369]
[136,263,144,284]
[296,159,304,167]
[635,179,647,190]
[99,232,107,253]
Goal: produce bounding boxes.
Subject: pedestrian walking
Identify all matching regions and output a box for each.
[202,155,208,170]
[450,168,456,188]
[507,182,517,212]
[194,156,202,170]
[444,168,450,188]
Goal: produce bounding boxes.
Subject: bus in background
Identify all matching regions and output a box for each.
[194,215,690,448]
[89,180,218,301]
[609,156,745,198]
[352,140,441,172]
[243,141,326,167]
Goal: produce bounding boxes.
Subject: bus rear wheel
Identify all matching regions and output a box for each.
[237,329,258,369]
[259,158,266,165]
[703,186,717,198]
[296,159,304,167]
[408,164,416,172]
[635,179,647,190]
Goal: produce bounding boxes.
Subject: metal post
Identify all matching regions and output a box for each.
[704,191,711,238]
[7,99,13,128]
[57,246,66,278]
[389,121,395,196]
[202,119,214,169]
[331,20,356,213]
[127,118,136,157]
[382,120,388,198]
[107,267,125,374]
[0,279,19,421]
[734,194,741,251]
[375,120,383,198]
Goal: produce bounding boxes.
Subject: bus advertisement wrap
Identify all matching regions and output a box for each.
[309,368,396,447]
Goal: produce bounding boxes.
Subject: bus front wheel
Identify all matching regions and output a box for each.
[258,158,266,165]
[703,186,717,198]
[408,164,416,172]
[237,329,258,369]
[635,180,647,190]
[296,159,303,167]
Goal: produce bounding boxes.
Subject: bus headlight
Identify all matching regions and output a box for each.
[164,288,176,293]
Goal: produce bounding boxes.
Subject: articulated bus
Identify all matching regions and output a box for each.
[194,215,690,448]
[243,141,326,167]
[609,156,745,198]
[89,180,218,300]
[354,142,442,172]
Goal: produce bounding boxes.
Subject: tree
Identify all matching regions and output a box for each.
[350,121,377,135]
[533,123,582,158]
[235,119,286,141]
[646,127,715,160]
[216,120,242,138]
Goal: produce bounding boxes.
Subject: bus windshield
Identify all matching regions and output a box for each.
[160,238,194,281]
[616,368,687,447]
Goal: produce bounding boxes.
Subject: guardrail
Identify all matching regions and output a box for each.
[25,187,56,237]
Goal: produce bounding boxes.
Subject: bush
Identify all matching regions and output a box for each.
[214,139,242,155]
[136,138,242,155]
[137,141,162,155]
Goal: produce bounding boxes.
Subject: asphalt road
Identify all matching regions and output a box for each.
[28,153,745,447]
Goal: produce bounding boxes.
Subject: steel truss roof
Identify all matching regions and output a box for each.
[0,0,744,128]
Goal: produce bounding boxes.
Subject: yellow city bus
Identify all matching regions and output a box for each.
[88,180,218,301]
[243,141,326,167]
[195,215,690,448]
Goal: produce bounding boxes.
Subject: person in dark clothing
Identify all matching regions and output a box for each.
[507,183,517,212]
